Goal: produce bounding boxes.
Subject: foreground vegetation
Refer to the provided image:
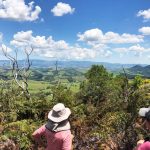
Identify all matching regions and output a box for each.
[0,65,150,150]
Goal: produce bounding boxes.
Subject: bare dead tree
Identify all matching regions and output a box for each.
[2,45,33,99]
[55,60,58,74]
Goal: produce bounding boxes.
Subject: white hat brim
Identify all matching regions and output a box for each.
[139,108,150,117]
[48,108,71,123]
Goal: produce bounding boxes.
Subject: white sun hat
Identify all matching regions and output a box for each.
[139,107,150,117]
[48,103,71,123]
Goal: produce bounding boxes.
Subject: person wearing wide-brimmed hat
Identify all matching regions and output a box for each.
[32,103,73,150]
[134,107,150,150]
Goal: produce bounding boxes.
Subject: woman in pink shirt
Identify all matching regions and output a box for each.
[32,103,73,150]
[135,107,150,150]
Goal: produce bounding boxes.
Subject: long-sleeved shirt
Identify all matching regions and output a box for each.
[135,141,150,150]
[32,125,72,150]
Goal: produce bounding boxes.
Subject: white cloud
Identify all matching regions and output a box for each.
[114,44,150,56]
[10,30,33,47]
[13,30,33,41]
[11,30,111,60]
[78,28,103,45]
[137,8,150,21]
[11,31,69,50]
[0,0,41,21]
[114,48,128,53]
[0,32,2,42]
[139,27,150,35]
[147,55,150,59]
[51,2,75,16]
[104,32,143,43]
[128,44,145,52]
[0,33,12,54]
[42,47,97,60]
[103,50,112,57]
[0,44,12,53]
[78,28,144,44]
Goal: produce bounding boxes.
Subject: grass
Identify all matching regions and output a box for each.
[69,82,80,92]
[28,80,80,93]
[0,78,81,95]
[28,80,50,93]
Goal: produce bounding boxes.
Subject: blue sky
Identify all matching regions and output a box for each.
[0,0,150,64]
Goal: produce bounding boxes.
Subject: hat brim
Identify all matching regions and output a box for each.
[45,120,70,132]
[48,108,71,123]
[139,108,150,117]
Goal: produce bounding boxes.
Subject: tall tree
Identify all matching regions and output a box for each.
[78,65,112,105]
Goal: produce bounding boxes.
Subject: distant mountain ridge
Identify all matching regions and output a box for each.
[1,60,150,79]
[0,59,146,71]
[127,65,150,78]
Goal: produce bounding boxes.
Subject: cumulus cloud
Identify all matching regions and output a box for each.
[0,0,41,21]
[128,44,145,52]
[78,28,144,45]
[10,30,111,60]
[137,8,150,21]
[78,28,103,45]
[42,47,98,60]
[114,44,150,56]
[11,30,34,46]
[139,27,150,35]
[11,30,69,51]
[0,33,12,54]
[114,48,129,53]
[0,44,12,53]
[51,2,75,16]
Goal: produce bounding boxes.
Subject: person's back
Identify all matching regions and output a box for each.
[46,129,71,150]
[33,124,72,150]
[135,107,150,150]
[32,103,72,150]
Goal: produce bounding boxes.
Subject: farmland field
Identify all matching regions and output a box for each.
[28,80,80,94]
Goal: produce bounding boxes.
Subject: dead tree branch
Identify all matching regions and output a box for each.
[2,45,33,99]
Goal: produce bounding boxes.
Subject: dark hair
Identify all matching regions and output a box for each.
[144,136,150,142]
[145,110,150,122]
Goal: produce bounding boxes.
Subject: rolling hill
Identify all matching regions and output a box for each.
[126,65,150,78]
[0,59,140,71]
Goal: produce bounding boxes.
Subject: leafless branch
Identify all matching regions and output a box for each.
[2,46,33,99]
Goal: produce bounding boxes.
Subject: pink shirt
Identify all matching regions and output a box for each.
[136,141,150,150]
[33,125,72,150]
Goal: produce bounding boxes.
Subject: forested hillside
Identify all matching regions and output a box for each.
[0,64,150,150]
[126,65,150,78]
[0,59,137,71]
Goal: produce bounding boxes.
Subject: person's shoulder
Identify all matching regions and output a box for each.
[61,130,71,134]
[59,130,71,137]
[32,124,46,137]
[39,124,46,129]
[36,124,46,133]
[142,141,150,145]
[139,141,150,149]
[143,141,150,145]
